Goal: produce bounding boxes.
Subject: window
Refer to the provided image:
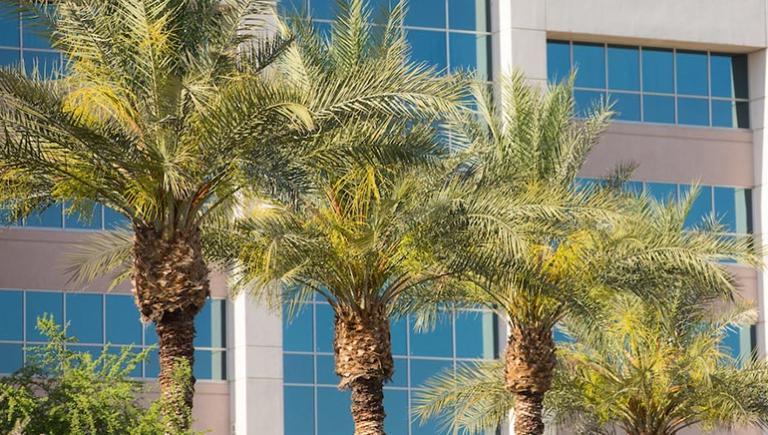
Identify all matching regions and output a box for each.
[547,40,750,128]
[0,4,61,75]
[3,202,129,231]
[0,289,227,380]
[282,298,497,435]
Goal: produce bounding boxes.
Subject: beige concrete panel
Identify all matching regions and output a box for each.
[730,265,759,303]
[580,123,754,187]
[0,229,230,297]
[544,0,767,50]
[508,0,546,30]
[508,28,548,81]
[140,382,230,435]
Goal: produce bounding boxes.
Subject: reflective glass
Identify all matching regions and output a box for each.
[607,45,639,91]
[278,0,306,16]
[315,303,334,353]
[646,182,677,203]
[710,54,748,99]
[449,0,488,31]
[409,314,452,357]
[714,187,750,234]
[193,349,225,380]
[455,311,493,359]
[0,4,19,46]
[676,51,708,96]
[678,97,709,126]
[623,181,644,196]
[642,48,674,93]
[194,299,212,347]
[284,386,314,435]
[104,206,130,229]
[0,344,23,374]
[317,387,354,435]
[0,48,19,67]
[64,201,102,230]
[410,392,443,435]
[608,92,641,121]
[316,354,336,385]
[283,304,313,352]
[66,293,103,344]
[0,290,23,340]
[450,32,490,80]
[145,348,159,378]
[26,291,63,341]
[547,40,571,84]
[643,95,675,124]
[679,185,712,229]
[210,299,226,348]
[23,51,61,76]
[22,9,52,49]
[310,0,334,20]
[721,326,745,360]
[390,357,408,387]
[105,295,142,345]
[406,29,447,71]
[405,0,445,28]
[391,317,407,356]
[26,203,62,228]
[553,327,574,344]
[573,43,605,89]
[410,358,452,387]
[383,389,409,435]
[144,323,158,346]
[712,100,736,128]
[736,101,750,128]
[574,90,605,117]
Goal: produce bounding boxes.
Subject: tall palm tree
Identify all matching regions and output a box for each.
[415,272,768,435]
[0,0,456,429]
[414,74,762,435]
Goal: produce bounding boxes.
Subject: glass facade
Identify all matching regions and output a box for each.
[3,202,131,230]
[547,40,750,128]
[279,0,492,80]
[283,299,497,435]
[0,289,227,380]
[0,2,61,75]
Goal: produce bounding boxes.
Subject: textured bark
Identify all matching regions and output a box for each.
[334,305,393,435]
[133,225,210,432]
[505,323,556,435]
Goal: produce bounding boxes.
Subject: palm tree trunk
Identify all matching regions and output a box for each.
[505,322,556,435]
[334,305,394,435]
[133,225,210,432]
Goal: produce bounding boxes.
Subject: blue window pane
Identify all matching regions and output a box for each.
[23,51,61,77]
[64,201,102,230]
[0,4,19,46]
[104,206,130,229]
[407,29,447,71]
[391,317,407,356]
[680,185,713,229]
[315,303,334,353]
[194,349,225,380]
[678,97,709,126]
[310,0,334,20]
[283,304,313,352]
[145,323,158,346]
[108,346,142,378]
[608,92,641,121]
[384,389,409,435]
[607,45,639,91]
[405,0,445,28]
[646,182,677,203]
[553,327,574,344]
[449,0,488,31]
[410,314,452,357]
[26,203,62,228]
[285,386,314,435]
[643,95,675,124]
[624,181,644,196]
[411,358,452,387]
[676,51,708,96]
[573,43,605,89]
[21,9,52,50]
[26,291,63,341]
[547,40,571,84]
[66,293,103,344]
[317,387,354,435]
[449,32,490,80]
[211,299,225,348]
[574,90,605,118]
[455,311,493,359]
[105,295,142,345]
[642,48,674,93]
[0,48,19,67]
[715,187,751,234]
[712,100,736,128]
[316,354,336,385]
[711,54,748,99]
[145,349,159,378]
[390,357,407,387]
[0,290,23,340]
[721,326,744,360]
[0,344,23,374]
[194,299,212,347]
[410,391,444,435]
[278,0,306,15]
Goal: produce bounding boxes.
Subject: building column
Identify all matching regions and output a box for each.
[230,292,284,435]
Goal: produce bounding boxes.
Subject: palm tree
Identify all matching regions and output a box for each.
[414,74,762,435]
[415,276,768,435]
[0,0,456,429]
